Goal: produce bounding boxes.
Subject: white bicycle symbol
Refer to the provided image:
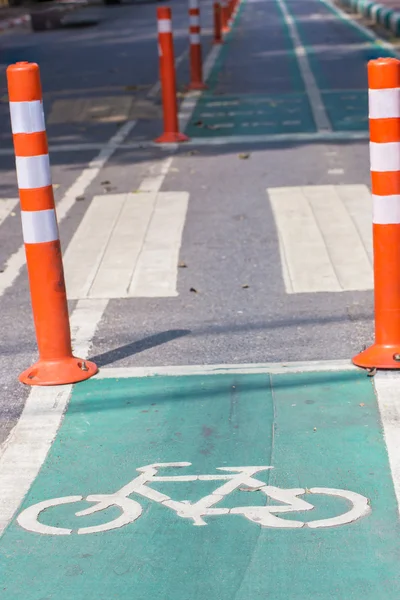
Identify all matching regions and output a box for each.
[17,462,371,535]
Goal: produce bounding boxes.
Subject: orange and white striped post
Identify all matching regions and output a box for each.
[353,57,400,369]
[221,2,229,32]
[188,0,207,90]
[155,7,188,143]
[213,2,223,44]
[230,0,236,22]
[7,62,98,386]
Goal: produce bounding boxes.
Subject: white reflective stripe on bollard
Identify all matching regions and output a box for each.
[373,194,400,224]
[158,19,172,33]
[9,100,46,134]
[190,33,201,44]
[15,154,52,189]
[369,88,400,119]
[370,141,400,172]
[190,15,200,26]
[21,209,59,244]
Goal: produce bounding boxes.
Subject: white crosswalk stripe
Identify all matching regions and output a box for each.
[268,184,373,293]
[63,191,189,299]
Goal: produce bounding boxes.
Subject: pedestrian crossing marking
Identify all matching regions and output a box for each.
[268,184,373,293]
[63,192,189,299]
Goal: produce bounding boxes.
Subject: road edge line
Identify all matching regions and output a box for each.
[0,385,72,538]
[374,371,400,517]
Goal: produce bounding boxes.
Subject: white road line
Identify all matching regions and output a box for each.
[128,191,189,297]
[327,168,344,175]
[0,199,18,225]
[63,189,188,299]
[138,156,174,193]
[270,186,340,292]
[0,131,371,158]
[63,193,135,298]
[95,359,356,379]
[207,41,373,61]
[172,130,370,145]
[0,120,137,298]
[336,184,373,264]
[269,185,373,293]
[87,194,158,299]
[0,141,154,156]
[70,298,109,358]
[0,384,72,537]
[374,372,400,517]
[276,0,331,132]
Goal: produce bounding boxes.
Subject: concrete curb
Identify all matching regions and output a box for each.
[338,0,400,36]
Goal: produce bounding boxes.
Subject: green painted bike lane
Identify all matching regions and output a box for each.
[1,367,400,599]
[186,0,400,138]
[288,0,397,132]
[186,0,317,138]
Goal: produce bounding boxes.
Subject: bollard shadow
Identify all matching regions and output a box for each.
[89,328,190,367]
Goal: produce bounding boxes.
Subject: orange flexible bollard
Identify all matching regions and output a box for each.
[226,0,231,22]
[353,57,400,369]
[213,2,223,44]
[228,0,235,21]
[155,7,188,143]
[188,0,207,90]
[221,3,229,32]
[7,62,98,386]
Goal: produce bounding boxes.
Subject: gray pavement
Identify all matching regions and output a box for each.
[0,0,382,446]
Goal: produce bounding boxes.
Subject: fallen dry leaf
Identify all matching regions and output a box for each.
[179,262,188,268]
[238,153,250,159]
[242,284,249,289]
